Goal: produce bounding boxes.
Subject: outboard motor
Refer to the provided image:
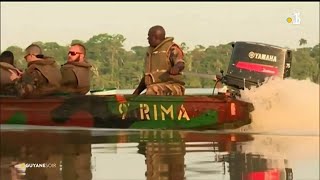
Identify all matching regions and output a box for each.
[224,41,292,90]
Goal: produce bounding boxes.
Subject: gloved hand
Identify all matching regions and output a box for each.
[169,66,181,75]
[214,74,222,81]
[169,62,185,75]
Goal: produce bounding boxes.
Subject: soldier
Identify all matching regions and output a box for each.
[0,51,23,95]
[133,25,186,96]
[14,44,62,97]
[60,43,92,95]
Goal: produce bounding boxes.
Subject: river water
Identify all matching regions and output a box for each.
[0,78,319,180]
[0,126,318,180]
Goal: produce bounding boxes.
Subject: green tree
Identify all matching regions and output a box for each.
[5,46,25,68]
[71,39,85,45]
[42,42,68,65]
[3,33,319,90]
[299,38,307,46]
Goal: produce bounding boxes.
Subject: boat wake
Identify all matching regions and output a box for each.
[238,77,319,136]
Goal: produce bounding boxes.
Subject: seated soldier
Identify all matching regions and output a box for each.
[60,43,92,95]
[0,51,22,95]
[13,44,62,98]
[133,25,186,96]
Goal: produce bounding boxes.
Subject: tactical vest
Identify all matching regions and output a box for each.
[144,37,184,86]
[27,58,62,95]
[60,61,92,94]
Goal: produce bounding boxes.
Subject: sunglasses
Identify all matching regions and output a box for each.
[24,54,44,59]
[68,51,82,56]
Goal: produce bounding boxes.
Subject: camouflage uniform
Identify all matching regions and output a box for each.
[60,61,92,95]
[144,37,185,95]
[145,82,185,95]
[15,57,62,98]
[0,62,20,95]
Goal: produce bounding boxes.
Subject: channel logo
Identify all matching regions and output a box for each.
[287,12,301,25]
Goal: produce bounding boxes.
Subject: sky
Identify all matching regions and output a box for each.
[0,2,319,51]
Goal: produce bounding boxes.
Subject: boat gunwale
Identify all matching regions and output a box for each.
[0,95,239,103]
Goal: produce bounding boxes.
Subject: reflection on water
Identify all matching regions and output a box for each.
[1,126,318,180]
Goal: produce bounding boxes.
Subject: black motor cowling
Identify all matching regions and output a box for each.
[224,41,292,90]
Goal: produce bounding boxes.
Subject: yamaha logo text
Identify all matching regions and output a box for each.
[248,51,277,62]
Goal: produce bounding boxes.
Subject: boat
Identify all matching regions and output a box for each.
[86,87,117,95]
[0,41,292,130]
[0,93,254,129]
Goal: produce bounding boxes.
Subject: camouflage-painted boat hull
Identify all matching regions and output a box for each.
[0,94,253,130]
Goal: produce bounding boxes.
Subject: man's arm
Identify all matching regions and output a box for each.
[169,45,185,75]
[60,67,77,87]
[1,69,13,85]
[15,69,46,97]
[132,76,146,95]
